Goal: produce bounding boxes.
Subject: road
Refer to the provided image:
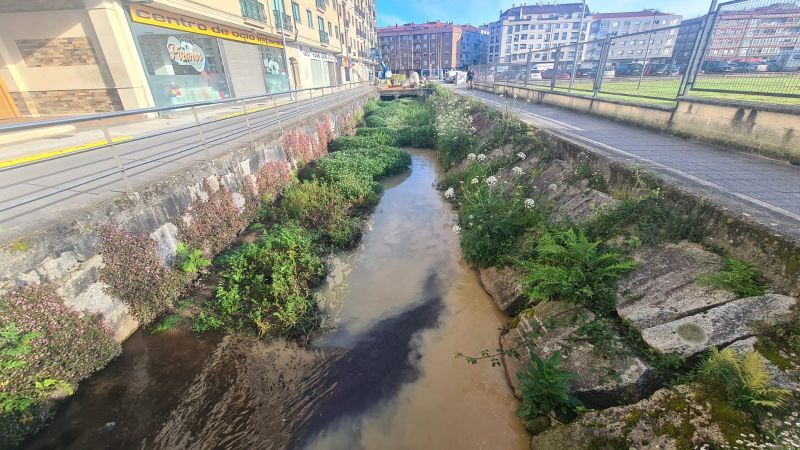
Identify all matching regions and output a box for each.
[0,86,373,238]
[456,86,800,240]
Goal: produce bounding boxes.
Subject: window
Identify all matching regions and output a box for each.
[291,2,301,21]
[240,0,266,21]
[307,9,313,27]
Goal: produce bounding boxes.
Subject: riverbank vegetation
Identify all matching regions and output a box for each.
[421,85,797,448]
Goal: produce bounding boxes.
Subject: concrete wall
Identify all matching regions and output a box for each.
[0,90,372,342]
[478,82,800,164]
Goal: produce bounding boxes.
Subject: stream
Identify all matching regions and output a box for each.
[25,149,529,450]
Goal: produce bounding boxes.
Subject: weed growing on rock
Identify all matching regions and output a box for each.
[698,257,767,298]
[176,242,211,274]
[151,314,181,333]
[516,351,582,421]
[177,178,247,258]
[699,347,791,419]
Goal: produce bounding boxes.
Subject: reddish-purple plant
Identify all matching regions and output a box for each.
[255,160,293,202]
[177,178,247,257]
[98,225,188,324]
[281,129,314,165]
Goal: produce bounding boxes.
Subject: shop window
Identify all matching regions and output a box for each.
[131,22,231,107]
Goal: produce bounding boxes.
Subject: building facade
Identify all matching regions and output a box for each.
[584,10,682,63]
[674,16,704,66]
[706,2,800,69]
[0,0,370,118]
[377,21,485,75]
[336,0,377,83]
[460,25,487,68]
[485,3,589,64]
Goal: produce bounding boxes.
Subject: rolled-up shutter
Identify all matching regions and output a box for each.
[221,40,266,98]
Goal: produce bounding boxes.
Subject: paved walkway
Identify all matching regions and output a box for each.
[0,87,371,239]
[456,86,800,241]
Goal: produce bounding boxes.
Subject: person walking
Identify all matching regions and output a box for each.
[466,69,475,90]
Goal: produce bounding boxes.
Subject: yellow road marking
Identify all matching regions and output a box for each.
[217,104,274,120]
[0,136,132,169]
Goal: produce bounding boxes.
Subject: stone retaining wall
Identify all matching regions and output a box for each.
[0,91,372,342]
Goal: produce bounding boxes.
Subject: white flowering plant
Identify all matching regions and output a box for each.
[428,90,477,166]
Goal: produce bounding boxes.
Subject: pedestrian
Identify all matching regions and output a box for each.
[467,69,475,90]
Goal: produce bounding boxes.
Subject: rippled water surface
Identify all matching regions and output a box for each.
[26,149,528,450]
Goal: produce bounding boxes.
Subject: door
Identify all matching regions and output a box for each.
[0,76,20,119]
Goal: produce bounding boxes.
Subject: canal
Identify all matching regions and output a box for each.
[26,149,528,450]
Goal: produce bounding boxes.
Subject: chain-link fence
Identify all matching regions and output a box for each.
[470,0,800,107]
[689,0,800,103]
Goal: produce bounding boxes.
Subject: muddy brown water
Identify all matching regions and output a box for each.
[25,149,529,450]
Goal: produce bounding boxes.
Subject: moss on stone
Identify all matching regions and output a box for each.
[8,240,30,252]
[755,337,794,371]
[586,436,633,450]
[696,386,756,445]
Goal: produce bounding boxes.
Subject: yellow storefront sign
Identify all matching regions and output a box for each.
[129,4,283,48]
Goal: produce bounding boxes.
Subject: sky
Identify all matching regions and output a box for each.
[376,0,712,28]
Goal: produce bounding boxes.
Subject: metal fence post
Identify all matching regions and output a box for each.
[550,49,561,91]
[102,126,133,192]
[240,99,255,147]
[678,3,719,97]
[191,106,212,162]
[593,37,611,97]
[524,51,532,87]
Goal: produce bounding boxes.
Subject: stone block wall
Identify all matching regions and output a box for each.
[17,37,99,67]
[25,89,124,114]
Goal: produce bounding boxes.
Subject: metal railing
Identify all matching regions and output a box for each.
[0,81,373,233]
[473,0,800,107]
[319,29,330,44]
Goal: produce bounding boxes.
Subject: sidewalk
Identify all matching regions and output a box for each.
[455,85,800,241]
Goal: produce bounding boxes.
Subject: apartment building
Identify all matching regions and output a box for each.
[674,16,704,66]
[336,0,377,82]
[485,3,590,64]
[0,0,362,118]
[377,21,485,74]
[584,10,682,63]
[706,2,800,69]
[460,25,487,68]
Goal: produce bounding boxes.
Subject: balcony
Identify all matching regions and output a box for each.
[316,0,326,11]
[273,10,293,32]
[319,29,330,44]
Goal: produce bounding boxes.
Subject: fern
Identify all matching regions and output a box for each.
[516,351,582,420]
[699,347,791,417]
[698,257,766,298]
[522,229,637,314]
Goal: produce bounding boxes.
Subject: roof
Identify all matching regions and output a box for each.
[500,3,586,18]
[378,21,478,34]
[591,10,677,19]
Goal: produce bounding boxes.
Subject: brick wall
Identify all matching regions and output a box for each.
[26,89,123,114]
[17,37,99,67]
[9,92,32,116]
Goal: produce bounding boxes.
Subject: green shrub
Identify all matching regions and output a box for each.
[315,147,411,201]
[698,257,767,298]
[328,135,383,152]
[516,351,582,420]
[176,242,211,273]
[457,181,546,267]
[151,314,181,333]
[356,127,398,146]
[427,90,477,166]
[698,347,791,419]
[209,224,324,337]
[273,180,361,250]
[521,228,637,314]
[396,125,436,147]
[191,311,223,333]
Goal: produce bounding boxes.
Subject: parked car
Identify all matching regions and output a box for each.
[614,63,644,76]
[644,63,679,76]
[700,61,735,73]
[575,68,594,78]
[541,69,571,79]
[529,69,543,80]
[591,65,616,78]
[732,62,760,73]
